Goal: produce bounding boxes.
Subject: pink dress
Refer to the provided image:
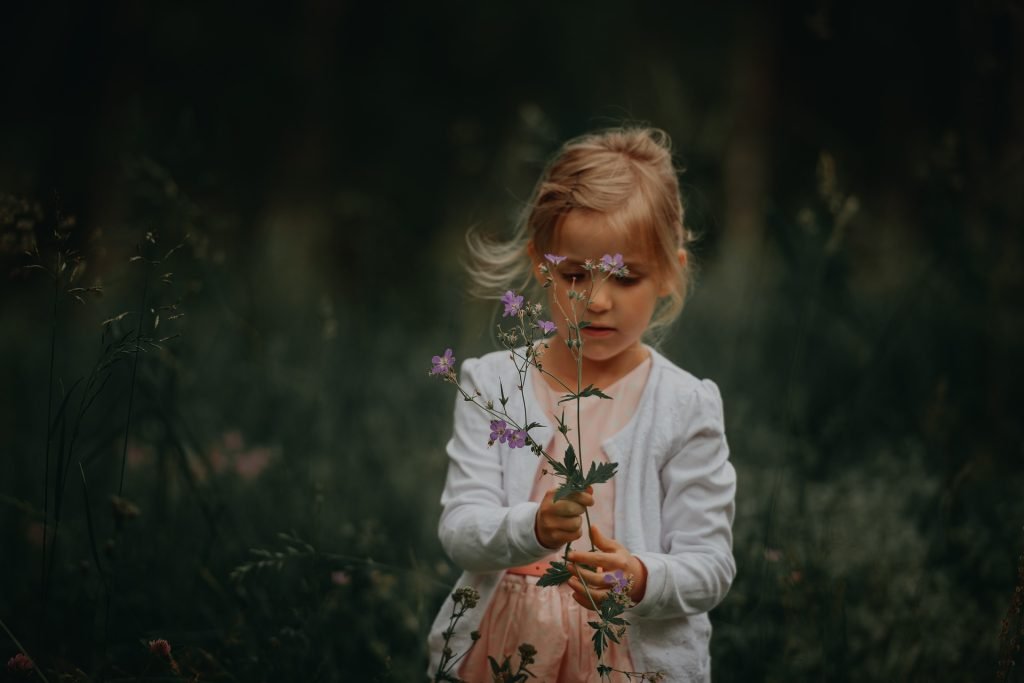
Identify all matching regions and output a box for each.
[459,355,652,682]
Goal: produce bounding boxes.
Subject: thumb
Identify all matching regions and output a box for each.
[589,524,620,552]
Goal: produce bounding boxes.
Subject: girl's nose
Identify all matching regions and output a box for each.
[587,286,612,313]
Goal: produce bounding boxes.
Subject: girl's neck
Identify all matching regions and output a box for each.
[536,338,650,392]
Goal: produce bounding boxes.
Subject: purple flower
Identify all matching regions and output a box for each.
[544,254,567,265]
[430,348,456,375]
[507,429,527,449]
[535,320,556,335]
[599,253,626,275]
[489,419,511,444]
[603,569,629,594]
[501,290,524,317]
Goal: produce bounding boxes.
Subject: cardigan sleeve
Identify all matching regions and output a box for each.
[630,378,737,619]
[437,357,552,572]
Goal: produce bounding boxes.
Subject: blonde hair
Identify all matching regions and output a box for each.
[466,126,694,338]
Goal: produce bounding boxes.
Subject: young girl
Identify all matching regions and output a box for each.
[428,127,736,682]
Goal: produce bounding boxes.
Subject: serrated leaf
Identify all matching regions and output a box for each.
[553,480,585,502]
[549,459,570,478]
[563,444,577,473]
[536,561,572,587]
[578,384,613,400]
[582,461,618,488]
[592,626,606,658]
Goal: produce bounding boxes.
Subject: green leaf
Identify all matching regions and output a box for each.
[582,461,618,488]
[562,445,577,474]
[557,383,614,404]
[549,459,570,478]
[591,625,607,658]
[599,597,626,620]
[536,561,572,587]
[499,379,509,407]
[553,478,586,502]
[578,384,613,400]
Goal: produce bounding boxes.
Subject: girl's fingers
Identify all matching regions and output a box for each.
[554,500,586,517]
[567,576,606,610]
[588,524,622,551]
[570,491,595,507]
[570,564,609,587]
[567,549,623,569]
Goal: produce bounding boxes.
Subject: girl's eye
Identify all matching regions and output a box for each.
[617,276,640,286]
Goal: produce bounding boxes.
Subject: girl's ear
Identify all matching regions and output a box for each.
[659,248,688,297]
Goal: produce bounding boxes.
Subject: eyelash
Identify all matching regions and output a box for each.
[559,272,641,286]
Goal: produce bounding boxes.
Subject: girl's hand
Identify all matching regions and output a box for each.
[534,487,594,549]
[566,524,648,609]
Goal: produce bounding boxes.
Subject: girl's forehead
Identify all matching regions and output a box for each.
[551,210,656,265]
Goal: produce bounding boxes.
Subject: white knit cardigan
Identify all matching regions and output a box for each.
[427,346,736,682]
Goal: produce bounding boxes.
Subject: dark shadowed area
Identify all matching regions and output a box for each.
[1,2,1023,681]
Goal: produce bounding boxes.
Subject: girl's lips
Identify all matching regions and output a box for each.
[582,326,615,338]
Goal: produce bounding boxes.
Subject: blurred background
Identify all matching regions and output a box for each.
[1,1,1023,681]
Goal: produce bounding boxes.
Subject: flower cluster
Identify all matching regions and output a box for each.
[148,639,172,658]
[6,653,32,673]
[490,420,527,449]
[604,569,636,609]
[451,586,480,610]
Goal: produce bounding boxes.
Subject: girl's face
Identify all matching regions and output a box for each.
[531,210,682,371]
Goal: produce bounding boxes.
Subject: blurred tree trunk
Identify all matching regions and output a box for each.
[716,6,777,379]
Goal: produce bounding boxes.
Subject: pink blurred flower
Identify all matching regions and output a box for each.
[234,447,272,480]
[126,440,154,469]
[330,570,351,586]
[223,429,244,451]
[7,653,33,672]
[208,446,228,474]
[764,548,783,563]
[148,639,171,658]
[24,522,45,548]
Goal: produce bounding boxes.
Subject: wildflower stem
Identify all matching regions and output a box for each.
[39,247,59,648]
[119,263,149,495]
[451,382,561,472]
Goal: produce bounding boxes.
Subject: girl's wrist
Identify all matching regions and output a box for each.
[629,556,648,603]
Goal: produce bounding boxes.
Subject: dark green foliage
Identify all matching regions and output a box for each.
[2,2,1023,681]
